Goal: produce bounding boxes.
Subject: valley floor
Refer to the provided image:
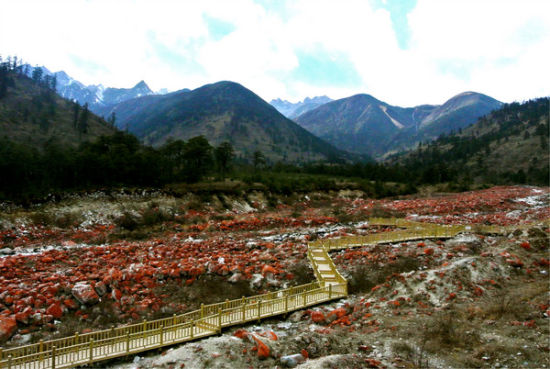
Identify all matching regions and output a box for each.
[0,186,548,368]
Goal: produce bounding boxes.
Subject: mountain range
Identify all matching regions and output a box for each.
[270,96,333,119]
[13,63,505,162]
[97,81,353,163]
[294,91,502,157]
[23,65,158,113]
[389,97,549,185]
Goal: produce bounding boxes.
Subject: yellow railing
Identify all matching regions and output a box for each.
[0,281,346,369]
[0,217,532,369]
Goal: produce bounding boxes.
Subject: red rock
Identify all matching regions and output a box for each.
[328,307,347,319]
[266,330,278,341]
[71,282,99,305]
[506,258,524,268]
[63,298,79,310]
[94,281,107,296]
[251,335,270,359]
[233,329,249,339]
[46,303,64,319]
[301,349,309,358]
[520,241,531,250]
[111,289,122,301]
[311,311,326,323]
[261,265,277,276]
[15,307,32,325]
[473,287,484,296]
[365,357,381,368]
[0,316,17,342]
[423,248,434,255]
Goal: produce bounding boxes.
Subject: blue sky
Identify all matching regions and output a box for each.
[0,0,548,106]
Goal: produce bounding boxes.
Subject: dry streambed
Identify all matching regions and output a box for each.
[0,186,548,368]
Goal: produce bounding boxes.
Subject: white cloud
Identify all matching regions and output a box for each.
[0,0,548,105]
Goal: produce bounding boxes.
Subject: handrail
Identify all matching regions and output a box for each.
[0,217,533,369]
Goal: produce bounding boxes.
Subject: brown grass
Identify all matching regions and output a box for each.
[349,256,420,294]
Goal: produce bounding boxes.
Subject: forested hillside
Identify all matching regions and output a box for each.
[0,58,115,148]
[389,98,549,185]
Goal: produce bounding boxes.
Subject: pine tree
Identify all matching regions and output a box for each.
[51,75,57,91]
[31,66,43,83]
[78,103,89,134]
[72,101,80,129]
[108,112,116,127]
[214,141,234,178]
[253,150,265,172]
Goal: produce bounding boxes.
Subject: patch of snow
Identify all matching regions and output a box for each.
[516,195,548,207]
[379,105,405,129]
[1,242,99,258]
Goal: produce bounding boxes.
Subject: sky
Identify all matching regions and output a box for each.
[1,0,549,106]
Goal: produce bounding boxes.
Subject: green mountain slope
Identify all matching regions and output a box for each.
[101,81,356,163]
[0,70,115,148]
[388,97,549,185]
[294,94,414,157]
[295,91,502,158]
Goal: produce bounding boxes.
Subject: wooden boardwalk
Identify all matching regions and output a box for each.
[0,218,515,369]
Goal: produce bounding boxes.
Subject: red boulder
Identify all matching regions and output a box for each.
[71,282,99,305]
[46,303,64,319]
[311,311,326,323]
[0,316,17,342]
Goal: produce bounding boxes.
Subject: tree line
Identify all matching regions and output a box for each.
[0,131,241,201]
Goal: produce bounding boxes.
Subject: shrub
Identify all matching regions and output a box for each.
[54,211,83,228]
[421,310,480,352]
[115,211,139,230]
[288,260,315,285]
[349,256,420,294]
[29,211,54,225]
[141,206,173,226]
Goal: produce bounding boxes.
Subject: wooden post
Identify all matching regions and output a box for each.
[190,322,194,339]
[284,293,288,312]
[39,339,44,362]
[0,347,2,361]
[241,296,246,321]
[200,303,204,318]
[329,284,332,299]
[111,325,115,338]
[160,325,164,346]
[52,345,56,369]
[218,308,222,333]
[303,290,307,306]
[126,331,130,353]
[89,339,94,363]
[257,300,261,321]
[142,319,147,346]
[225,299,229,310]
[173,314,177,327]
[7,355,11,369]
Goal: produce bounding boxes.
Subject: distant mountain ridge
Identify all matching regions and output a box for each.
[270,96,333,119]
[22,65,162,114]
[295,91,502,158]
[388,97,549,185]
[99,81,356,163]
